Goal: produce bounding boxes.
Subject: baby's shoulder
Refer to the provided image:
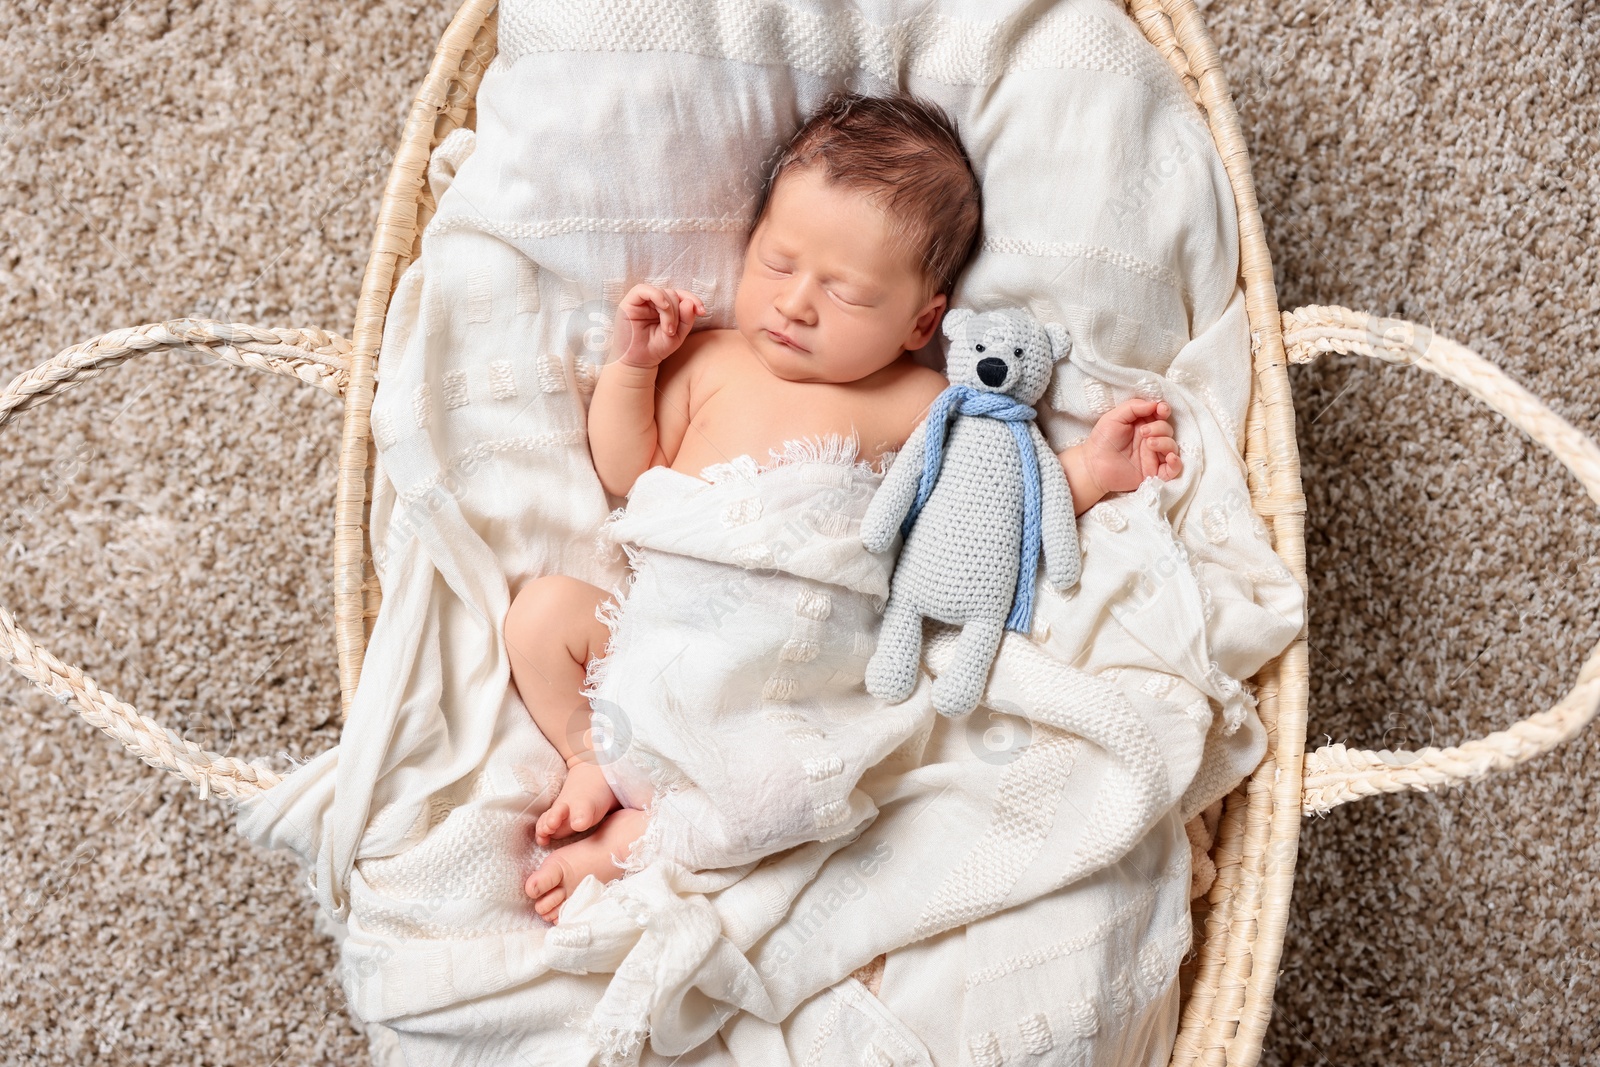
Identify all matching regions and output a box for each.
[665,327,745,380]
[873,358,947,417]
[654,327,742,397]
[891,361,949,409]
[861,358,947,449]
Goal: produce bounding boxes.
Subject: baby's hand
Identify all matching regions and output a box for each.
[1083,398,1182,496]
[612,284,706,369]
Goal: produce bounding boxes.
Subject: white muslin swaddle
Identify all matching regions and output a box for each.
[586,438,926,876]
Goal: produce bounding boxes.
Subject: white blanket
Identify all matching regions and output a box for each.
[586,445,911,878]
[235,1,1307,1064]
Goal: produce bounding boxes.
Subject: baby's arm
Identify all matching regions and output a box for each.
[588,284,706,497]
[1057,398,1182,513]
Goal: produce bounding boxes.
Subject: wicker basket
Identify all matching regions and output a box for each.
[5,1,1599,1063]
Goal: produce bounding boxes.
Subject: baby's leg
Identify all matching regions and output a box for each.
[525,807,649,922]
[503,574,619,846]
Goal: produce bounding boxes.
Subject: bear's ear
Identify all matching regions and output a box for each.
[1044,321,1073,361]
[941,307,974,341]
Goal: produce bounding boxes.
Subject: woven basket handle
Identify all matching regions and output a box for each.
[1282,305,1600,815]
[0,319,353,801]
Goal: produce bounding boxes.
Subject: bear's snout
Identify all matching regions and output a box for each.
[976,357,1008,387]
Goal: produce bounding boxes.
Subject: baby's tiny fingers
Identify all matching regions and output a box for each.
[629,284,668,308]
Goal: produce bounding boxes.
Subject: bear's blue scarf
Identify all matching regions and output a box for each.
[900,383,1043,633]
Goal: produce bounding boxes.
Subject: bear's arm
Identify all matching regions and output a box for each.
[861,419,929,554]
[1031,422,1082,591]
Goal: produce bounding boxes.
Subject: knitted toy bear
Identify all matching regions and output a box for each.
[861,307,1081,717]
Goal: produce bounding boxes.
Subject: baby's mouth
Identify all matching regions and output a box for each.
[765,328,810,353]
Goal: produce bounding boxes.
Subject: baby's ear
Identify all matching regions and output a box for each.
[1044,321,1073,361]
[941,307,974,341]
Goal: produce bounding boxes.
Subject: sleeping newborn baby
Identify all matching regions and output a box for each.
[503,90,1182,921]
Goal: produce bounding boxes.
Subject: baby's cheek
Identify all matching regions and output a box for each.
[730,275,760,328]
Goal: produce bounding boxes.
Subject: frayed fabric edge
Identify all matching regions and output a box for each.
[577,545,677,878]
[593,1024,649,1067]
[582,534,644,702]
[698,431,888,486]
[610,776,675,876]
[563,1008,646,1067]
[766,431,869,473]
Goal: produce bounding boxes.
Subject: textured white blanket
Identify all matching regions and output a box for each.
[234,1,1306,1064]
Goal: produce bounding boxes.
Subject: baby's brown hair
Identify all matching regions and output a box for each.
[747,90,983,303]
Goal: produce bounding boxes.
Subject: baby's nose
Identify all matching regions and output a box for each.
[976,357,1008,388]
[774,284,815,324]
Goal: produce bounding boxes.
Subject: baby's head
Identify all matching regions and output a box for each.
[735,91,982,384]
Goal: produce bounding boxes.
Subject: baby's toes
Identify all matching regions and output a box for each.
[525,857,564,902]
[533,884,568,920]
[568,797,611,834]
[536,802,569,845]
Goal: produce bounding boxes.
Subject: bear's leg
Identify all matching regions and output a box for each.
[865,596,924,703]
[931,617,1005,717]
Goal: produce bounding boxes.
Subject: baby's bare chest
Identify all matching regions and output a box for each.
[659,327,936,476]
[670,377,892,476]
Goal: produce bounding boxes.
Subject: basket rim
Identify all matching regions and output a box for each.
[331,0,498,717]
[332,3,1311,1065]
[1115,2,1310,1063]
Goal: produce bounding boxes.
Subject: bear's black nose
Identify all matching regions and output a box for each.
[976,357,1008,387]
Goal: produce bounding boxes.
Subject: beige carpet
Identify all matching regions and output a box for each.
[1,1,1595,1064]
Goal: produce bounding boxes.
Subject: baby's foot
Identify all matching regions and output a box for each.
[535,757,620,847]
[526,807,649,922]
